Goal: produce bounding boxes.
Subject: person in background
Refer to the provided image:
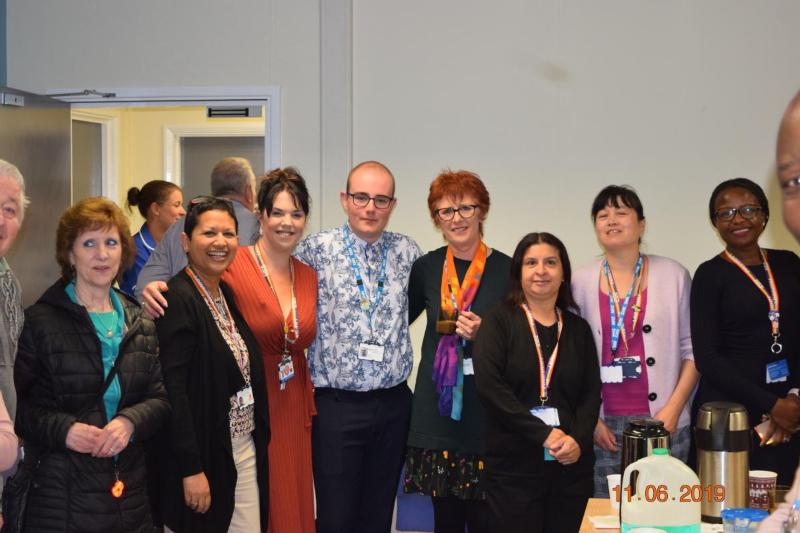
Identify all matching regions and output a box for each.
[294,161,422,533]
[137,156,259,313]
[153,197,269,532]
[474,232,601,533]
[571,185,698,496]
[15,197,170,532]
[120,180,185,295]
[223,168,317,533]
[404,170,510,533]
[0,159,25,530]
[692,178,800,488]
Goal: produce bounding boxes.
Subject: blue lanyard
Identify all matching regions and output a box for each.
[343,225,389,334]
[604,255,643,354]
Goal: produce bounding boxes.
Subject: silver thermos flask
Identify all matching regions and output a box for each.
[620,418,671,476]
[694,401,750,523]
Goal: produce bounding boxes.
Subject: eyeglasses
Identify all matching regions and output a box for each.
[189,195,232,209]
[434,204,480,221]
[781,176,800,199]
[714,205,763,222]
[347,192,394,209]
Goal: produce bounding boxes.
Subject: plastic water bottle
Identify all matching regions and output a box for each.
[620,448,701,533]
[783,499,800,532]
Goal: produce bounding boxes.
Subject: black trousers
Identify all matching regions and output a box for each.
[485,461,592,533]
[432,496,490,533]
[312,382,412,533]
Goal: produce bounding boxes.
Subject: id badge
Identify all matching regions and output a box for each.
[278,356,295,384]
[530,406,560,427]
[358,342,385,362]
[766,359,790,384]
[600,364,624,384]
[462,358,475,376]
[615,356,642,380]
[236,386,255,408]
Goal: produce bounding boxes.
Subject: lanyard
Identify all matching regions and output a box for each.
[521,303,563,405]
[253,242,300,354]
[185,266,249,369]
[440,242,487,317]
[343,224,388,334]
[722,249,782,354]
[604,255,645,355]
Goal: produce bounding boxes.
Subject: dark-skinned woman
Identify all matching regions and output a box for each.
[691,178,800,486]
[152,197,269,532]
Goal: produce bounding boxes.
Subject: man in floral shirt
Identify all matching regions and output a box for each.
[295,160,421,533]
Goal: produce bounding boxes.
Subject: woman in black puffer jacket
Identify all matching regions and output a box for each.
[14,197,170,533]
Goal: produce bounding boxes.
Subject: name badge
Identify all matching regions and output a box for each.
[601,365,624,384]
[236,386,255,408]
[766,359,789,384]
[601,357,641,383]
[462,358,475,376]
[530,406,560,427]
[358,342,385,362]
[278,355,295,385]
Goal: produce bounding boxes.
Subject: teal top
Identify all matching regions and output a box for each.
[65,282,124,420]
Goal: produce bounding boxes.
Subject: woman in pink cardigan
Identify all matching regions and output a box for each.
[571,185,699,497]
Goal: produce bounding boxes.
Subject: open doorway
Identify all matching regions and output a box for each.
[58,86,279,227]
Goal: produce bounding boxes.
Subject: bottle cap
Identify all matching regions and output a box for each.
[652,448,668,456]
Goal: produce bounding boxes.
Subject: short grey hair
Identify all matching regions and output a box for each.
[210,157,255,197]
[0,159,30,218]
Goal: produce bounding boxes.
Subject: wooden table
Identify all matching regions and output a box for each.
[580,498,619,532]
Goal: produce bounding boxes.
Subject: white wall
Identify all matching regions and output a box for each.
[353,0,800,272]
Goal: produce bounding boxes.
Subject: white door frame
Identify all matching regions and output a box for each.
[51,86,281,177]
[163,122,266,186]
[70,109,120,201]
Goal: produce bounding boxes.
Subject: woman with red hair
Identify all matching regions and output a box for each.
[403,170,510,533]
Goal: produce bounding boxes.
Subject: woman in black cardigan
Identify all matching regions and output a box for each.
[474,232,601,533]
[152,198,269,532]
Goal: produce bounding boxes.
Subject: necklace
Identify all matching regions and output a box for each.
[75,289,117,338]
[94,311,118,338]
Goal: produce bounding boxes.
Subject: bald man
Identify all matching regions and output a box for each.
[759,93,800,532]
[295,161,422,533]
[777,91,800,242]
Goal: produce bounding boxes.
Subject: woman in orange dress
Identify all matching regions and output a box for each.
[223,167,317,533]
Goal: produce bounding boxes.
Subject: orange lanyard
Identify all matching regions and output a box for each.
[253,242,300,354]
[521,304,563,405]
[722,249,782,354]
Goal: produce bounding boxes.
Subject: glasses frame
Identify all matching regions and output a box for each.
[713,204,763,222]
[347,192,394,209]
[434,204,480,221]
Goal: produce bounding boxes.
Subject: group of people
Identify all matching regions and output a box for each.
[0,91,800,533]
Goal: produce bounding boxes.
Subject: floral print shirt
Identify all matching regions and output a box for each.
[295,224,421,391]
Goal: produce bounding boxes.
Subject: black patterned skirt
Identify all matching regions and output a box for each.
[403,446,486,500]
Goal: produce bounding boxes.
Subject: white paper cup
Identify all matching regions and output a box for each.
[607,473,622,510]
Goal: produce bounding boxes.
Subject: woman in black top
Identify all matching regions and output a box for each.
[691,178,800,485]
[16,197,170,532]
[474,232,601,533]
[404,170,510,533]
[152,198,269,532]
